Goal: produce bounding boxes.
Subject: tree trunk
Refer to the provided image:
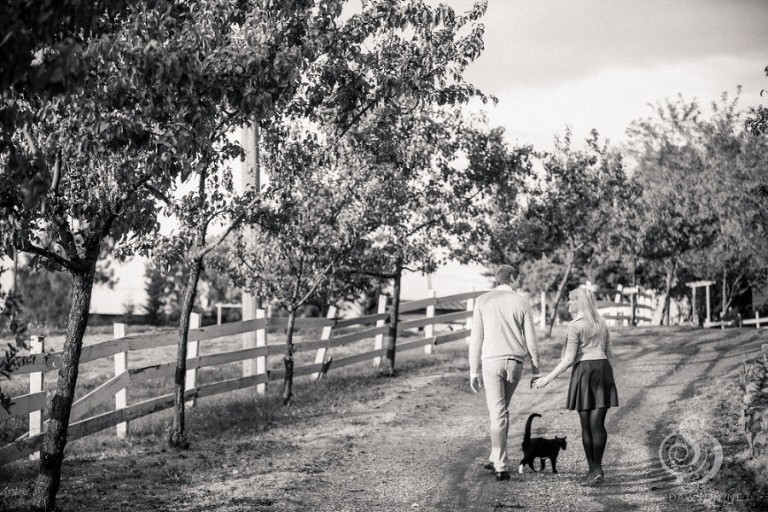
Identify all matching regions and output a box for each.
[383,260,403,376]
[282,309,297,405]
[546,256,574,338]
[721,268,727,330]
[33,264,97,511]
[169,256,203,449]
[12,249,18,292]
[658,261,676,326]
[722,272,744,315]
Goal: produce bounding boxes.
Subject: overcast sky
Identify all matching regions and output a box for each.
[452,0,768,150]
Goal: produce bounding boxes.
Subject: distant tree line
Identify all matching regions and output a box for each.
[479,91,768,331]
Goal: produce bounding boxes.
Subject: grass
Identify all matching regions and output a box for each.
[0,319,462,446]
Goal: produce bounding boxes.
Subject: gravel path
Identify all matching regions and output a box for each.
[292,327,767,512]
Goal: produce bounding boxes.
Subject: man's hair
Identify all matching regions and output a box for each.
[495,265,517,286]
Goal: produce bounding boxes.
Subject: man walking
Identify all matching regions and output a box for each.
[469,265,540,480]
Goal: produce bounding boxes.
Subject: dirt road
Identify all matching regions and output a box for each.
[270,327,767,512]
[3,326,767,512]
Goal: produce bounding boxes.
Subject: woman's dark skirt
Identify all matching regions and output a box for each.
[567,359,619,411]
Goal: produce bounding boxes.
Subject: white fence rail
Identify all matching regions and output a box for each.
[0,291,484,466]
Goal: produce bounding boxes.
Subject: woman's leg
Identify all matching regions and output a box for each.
[589,408,609,475]
[578,410,594,474]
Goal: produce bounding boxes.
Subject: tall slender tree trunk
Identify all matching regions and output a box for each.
[546,256,574,338]
[33,261,97,511]
[630,259,637,326]
[722,272,743,314]
[658,260,676,326]
[383,260,403,376]
[169,256,203,449]
[282,309,297,405]
[12,249,18,293]
[721,268,727,330]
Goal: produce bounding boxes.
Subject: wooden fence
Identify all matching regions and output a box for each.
[0,291,482,466]
[706,310,767,329]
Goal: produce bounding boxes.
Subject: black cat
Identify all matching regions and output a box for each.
[518,413,567,474]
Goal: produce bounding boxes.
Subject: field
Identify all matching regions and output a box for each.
[2,325,768,511]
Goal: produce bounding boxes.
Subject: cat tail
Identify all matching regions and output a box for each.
[524,413,542,443]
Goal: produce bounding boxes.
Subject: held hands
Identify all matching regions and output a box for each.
[531,376,550,389]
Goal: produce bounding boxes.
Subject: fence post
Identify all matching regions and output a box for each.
[185,313,200,407]
[217,305,222,325]
[256,309,267,394]
[313,306,337,379]
[29,335,44,461]
[424,291,437,354]
[465,291,475,345]
[373,294,388,367]
[114,323,128,438]
[756,311,761,329]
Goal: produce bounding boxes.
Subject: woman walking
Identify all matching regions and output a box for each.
[533,287,619,485]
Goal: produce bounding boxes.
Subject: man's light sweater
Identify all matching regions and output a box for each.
[469,285,540,377]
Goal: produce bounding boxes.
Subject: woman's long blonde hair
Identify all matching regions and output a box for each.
[570,287,608,335]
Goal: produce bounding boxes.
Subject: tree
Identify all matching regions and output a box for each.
[625,97,716,325]
[627,92,768,324]
[230,126,376,404]
[0,0,129,93]
[226,0,496,383]
[346,108,529,374]
[143,264,167,326]
[0,0,127,424]
[143,256,240,326]
[292,0,494,375]
[745,66,768,136]
[693,93,768,317]
[500,130,639,336]
[1,0,298,506]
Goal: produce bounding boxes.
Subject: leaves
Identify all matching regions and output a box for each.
[627,92,768,305]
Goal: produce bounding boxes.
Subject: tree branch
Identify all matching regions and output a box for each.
[143,183,172,205]
[337,96,379,139]
[406,217,442,238]
[21,242,77,271]
[100,172,154,240]
[361,269,397,279]
[22,123,40,157]
[196,195,262,260]
[51,150,61,194]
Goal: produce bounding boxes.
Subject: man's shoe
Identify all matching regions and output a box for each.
[483,462,495,471]
[495,471,511,481]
